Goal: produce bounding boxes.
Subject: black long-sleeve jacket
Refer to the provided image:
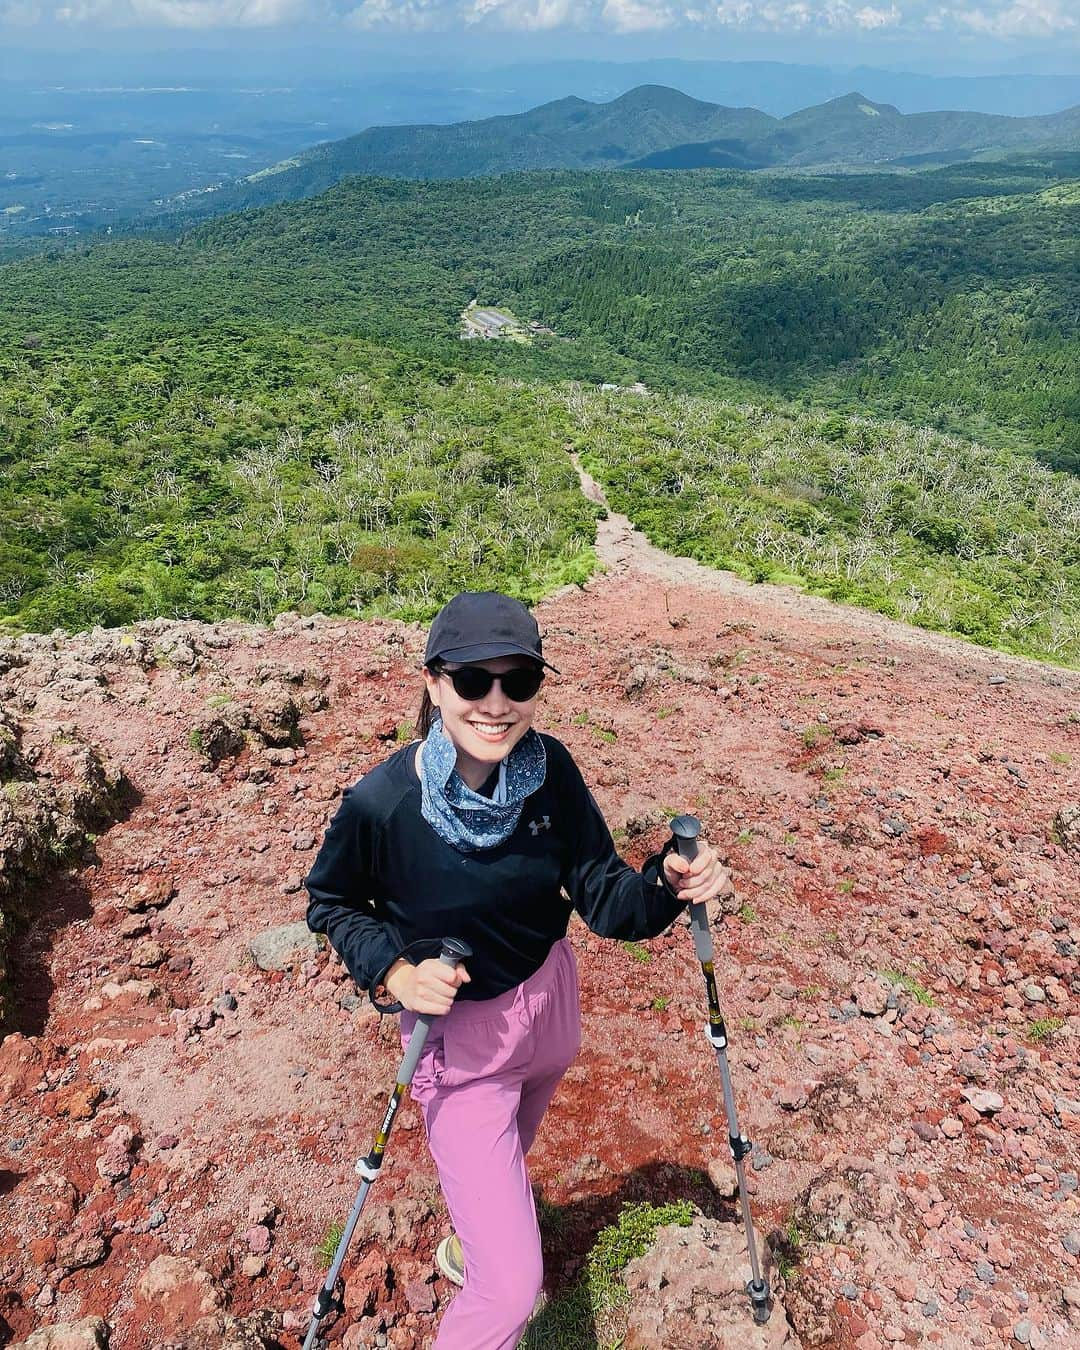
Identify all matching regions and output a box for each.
[305,733,684,1003]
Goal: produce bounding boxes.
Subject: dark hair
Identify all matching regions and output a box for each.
[415,664,439,740]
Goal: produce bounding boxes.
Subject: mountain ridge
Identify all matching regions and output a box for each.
[165,83,1080,223]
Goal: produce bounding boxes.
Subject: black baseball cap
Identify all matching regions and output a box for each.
[425,592,559,672]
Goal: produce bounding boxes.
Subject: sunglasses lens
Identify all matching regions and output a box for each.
[501,668,544,701]
[449,667,494,700]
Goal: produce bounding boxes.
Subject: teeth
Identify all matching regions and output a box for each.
[472,723,510,734]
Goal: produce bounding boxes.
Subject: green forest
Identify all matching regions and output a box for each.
[1,155,1078,664]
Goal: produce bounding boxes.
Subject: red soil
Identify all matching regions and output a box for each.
[1,538,1078,1348]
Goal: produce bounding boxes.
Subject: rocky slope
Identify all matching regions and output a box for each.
[0,526,1078,1348]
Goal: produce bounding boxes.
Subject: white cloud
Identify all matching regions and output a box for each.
[49,0,313,22]
[601,0,677,31]
[853,3,900,26]
[700,0,901,29]
[9,0,1080,36]
[952,0,1076,36]
[130,0,310,22]
[462,0,581,29]
[347,0,444,27]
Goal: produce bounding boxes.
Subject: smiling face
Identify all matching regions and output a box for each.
[423,655,542,791]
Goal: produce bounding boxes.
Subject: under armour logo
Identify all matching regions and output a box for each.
[528,816,551,836]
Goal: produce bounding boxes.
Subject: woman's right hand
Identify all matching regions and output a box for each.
[385,956,470,1015]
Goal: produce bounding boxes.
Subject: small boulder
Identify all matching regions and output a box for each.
[405,1278,438,1314]
[246,1194,278,1227]
[248,689,302,747]
[249,922,321,972]
[190,705,247,766]
[1054,804,1079,854]
[855,979,889,1017]
[54,1084,104,1120]
[957,1053,989,1084]
[13,1317,110,1349]
[130,939,166,969]
[0,1033,48,1105]
[962,1089,1004,1116]
[244,1224,272,1255]
[135,1254,224,1332]
[622,1216,795,1348]
[54,1223,108,1279]
[120,875,175,914]
[182,1311,281,1349]
[95,1147,132,1184]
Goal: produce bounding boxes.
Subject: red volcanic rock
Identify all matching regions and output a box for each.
[13,1317,110,1349]
[134,1254,224,1332]
[243,1224,271,1255]
[622,1217,796,1348]
[54,1084,104,1120]
[0,1034,49,1105]
[404,1278,437,1314]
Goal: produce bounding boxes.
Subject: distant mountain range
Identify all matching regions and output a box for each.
[182,84,1080,220]
[477,59,1080,120]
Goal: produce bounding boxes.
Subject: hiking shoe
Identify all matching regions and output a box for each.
[435,1233,545,1318]
[436,1232,465,1287]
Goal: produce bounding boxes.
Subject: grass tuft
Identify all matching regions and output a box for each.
[520,1201,694,1348]
[1027,1016,1065,1043]
[880,968,935,1006]
[774,1213,808,1283]
[316,1220,345,1267]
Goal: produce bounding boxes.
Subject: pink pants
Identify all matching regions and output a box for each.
[401,938,582,1350]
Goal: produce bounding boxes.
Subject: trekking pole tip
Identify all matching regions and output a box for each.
[747,1278,772,1324]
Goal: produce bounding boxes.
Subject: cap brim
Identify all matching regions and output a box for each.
[433,642,559,673]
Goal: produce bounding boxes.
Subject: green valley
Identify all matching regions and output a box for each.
[1,155,1078,664]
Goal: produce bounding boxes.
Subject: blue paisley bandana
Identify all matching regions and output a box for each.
[419,713,547,853]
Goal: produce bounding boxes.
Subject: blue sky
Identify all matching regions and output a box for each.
[1,0,1077,73]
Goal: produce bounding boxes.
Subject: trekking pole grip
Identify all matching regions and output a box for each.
[438,936,472,970]
[397,937,472,1085]
[670,814,714,963]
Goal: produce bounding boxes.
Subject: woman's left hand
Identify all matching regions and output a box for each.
[662,838,735,916]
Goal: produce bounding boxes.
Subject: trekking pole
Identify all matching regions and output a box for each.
[670,814,772,1325]
[302,936,472,1350]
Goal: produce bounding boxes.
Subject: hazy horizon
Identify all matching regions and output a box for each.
[2,0,1078,83]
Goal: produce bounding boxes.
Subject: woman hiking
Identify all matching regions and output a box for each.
[305,591,732,1350]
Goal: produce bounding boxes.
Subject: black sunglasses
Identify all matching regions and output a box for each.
[434,663,545,702]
